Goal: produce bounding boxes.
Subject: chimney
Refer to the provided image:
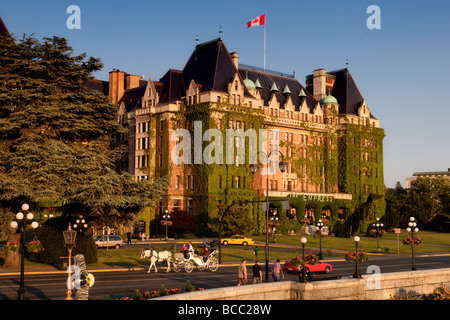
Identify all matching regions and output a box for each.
[109,70,125,104]
[230,52,239,69]
[312,68,326,101]
[125,74,140,90]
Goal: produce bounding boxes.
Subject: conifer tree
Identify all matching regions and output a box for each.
[0,35,167,226]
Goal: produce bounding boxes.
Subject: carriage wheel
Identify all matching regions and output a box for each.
[198,264,205,271]
[208,257,219,272]
[173,263,181,273]
[184,261,194,273]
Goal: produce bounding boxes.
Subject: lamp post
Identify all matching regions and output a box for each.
[163,210,171,241]
[250,150,287,282]
[372,217,384,253]
[316,219,325,260]
[406,216,419,271]
[10,203,39,300]
[352,236,361,279]
[73,215,88,232]
[63,224,77,300]
[270,210,278,243]
[299,237,308,282]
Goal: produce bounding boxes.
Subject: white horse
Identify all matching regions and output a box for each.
[140,249,172,273]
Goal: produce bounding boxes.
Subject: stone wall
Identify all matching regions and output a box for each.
[154,268,450,300]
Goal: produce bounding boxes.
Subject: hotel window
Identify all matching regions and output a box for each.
[176,175,181,189]
[217,96,221,103]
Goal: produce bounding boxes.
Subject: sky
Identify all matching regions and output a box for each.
[2,0,450,188]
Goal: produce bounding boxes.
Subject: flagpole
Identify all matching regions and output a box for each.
[264,11,266,72]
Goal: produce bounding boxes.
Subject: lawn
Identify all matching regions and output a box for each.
[254,229,450,255]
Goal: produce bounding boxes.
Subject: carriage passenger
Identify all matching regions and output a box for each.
[201,246,210,262]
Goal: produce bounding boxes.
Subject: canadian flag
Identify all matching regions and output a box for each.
[247,14,266,28]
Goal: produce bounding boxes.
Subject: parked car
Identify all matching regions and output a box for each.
[284,259,332,274]
[94,235,124,249]
[221,235,254,246]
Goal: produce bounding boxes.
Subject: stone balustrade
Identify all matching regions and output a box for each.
[154,268,450,300]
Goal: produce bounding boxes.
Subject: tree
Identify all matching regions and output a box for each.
[171,211,197,238]
[0,34,168,225]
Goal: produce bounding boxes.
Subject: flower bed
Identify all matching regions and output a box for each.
[289,254,318,266]
[345,251,369,263]
[403,237,423,245]
[115,281,204,300]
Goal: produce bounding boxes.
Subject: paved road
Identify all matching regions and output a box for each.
[1,250,449,300]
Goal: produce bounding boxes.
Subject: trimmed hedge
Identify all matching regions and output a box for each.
[34,217,97,267]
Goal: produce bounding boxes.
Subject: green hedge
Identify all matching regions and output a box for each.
[35,217,97,267]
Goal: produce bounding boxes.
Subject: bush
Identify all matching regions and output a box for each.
[422,286,450,300]
[35,217,97,267]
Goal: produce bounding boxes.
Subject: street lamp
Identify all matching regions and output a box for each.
[250,150,287,282]
[316,219,325,260]
[406,216,419,270]
[352,236,361,279]
[270,210,279,243]
[372,217,384,253]
[299,237,308,282]
[63,224,77,300]
[163,210,171,241]
[10,203,39,300]
[73,215,88,231]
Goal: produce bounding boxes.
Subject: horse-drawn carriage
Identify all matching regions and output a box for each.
[140,248,219,273]
[171,249,219,273]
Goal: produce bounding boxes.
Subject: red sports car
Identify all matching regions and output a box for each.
[284,259,332,274]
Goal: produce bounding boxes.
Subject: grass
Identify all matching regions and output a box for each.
[254,229,450,255]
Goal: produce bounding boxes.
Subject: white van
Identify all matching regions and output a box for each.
[94,235,124,249]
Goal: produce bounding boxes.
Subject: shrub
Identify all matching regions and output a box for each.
[35,217,97,267]
[422,286,450,300]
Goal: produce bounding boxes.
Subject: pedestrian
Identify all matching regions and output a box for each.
[271,259,284,282]
[252,260,262,284]
[253,246,260,259]
[237,260,247,286]
[126,230,132,244]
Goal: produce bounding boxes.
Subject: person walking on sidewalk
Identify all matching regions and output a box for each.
[126,231,132,244]
[253,246,260,259]
[252,260,262,284]
[237,260,247,286]
[271,259,284,282]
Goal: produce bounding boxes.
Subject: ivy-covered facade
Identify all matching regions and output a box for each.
[108,38,385,237]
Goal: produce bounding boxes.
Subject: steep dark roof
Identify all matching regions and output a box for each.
[119,86,146,112]
[84,79,109,95]
[182,38,250,96]
[159,69,184,104]
[328,68,377,119]
[238,68,317,111]
[0,17,10,38]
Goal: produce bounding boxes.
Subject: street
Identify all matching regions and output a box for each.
[1,251,449,300]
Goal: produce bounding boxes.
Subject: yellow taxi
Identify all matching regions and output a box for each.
[221,235,254,246]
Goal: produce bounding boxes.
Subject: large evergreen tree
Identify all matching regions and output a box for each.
[0,35,167,227]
